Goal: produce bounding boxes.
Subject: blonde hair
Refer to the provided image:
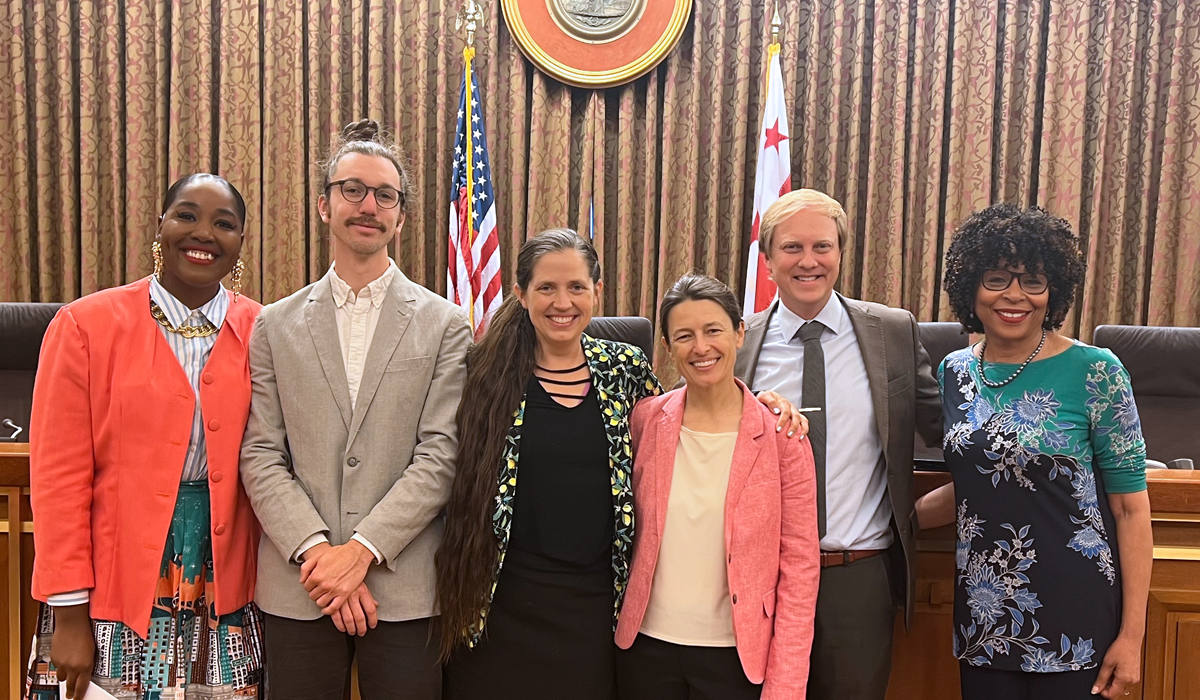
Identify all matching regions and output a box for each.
[759,189,848,258]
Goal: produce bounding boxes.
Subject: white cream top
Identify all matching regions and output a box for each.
[640,426,739,647]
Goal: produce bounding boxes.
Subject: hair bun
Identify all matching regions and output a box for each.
[342,118,380,143]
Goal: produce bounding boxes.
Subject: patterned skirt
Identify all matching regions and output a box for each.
[25,481,264,700]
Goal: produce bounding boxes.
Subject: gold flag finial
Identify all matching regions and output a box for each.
[456,0,483,46]
[770,2,782,44]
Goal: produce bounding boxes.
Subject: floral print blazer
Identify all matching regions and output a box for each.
[466,335,662,646]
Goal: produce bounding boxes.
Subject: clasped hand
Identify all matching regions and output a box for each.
[300,540,379,636]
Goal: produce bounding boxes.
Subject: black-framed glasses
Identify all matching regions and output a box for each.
[980,269,1049,294]
[326,179,404,209]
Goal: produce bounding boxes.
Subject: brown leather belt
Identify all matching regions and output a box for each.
[819,549,887,568]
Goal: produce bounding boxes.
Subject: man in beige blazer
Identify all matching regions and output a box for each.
[240,120,471,700]
[735,190,942,700]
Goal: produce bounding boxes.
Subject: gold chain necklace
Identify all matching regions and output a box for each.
[150,300,219,338]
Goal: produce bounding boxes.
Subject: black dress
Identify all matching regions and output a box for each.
[444,375,616,699]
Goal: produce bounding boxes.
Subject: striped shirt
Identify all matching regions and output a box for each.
[148,276,229,482]
[47,278,229,608]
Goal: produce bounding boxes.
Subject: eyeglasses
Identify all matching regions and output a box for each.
[326,179,404,210]
[980,269,1049,294]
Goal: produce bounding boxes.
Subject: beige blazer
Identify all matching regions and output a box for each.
[239,270,471,621]
[734,294,942,626]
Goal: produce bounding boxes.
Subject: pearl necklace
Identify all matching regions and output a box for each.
[977,329,1046,388]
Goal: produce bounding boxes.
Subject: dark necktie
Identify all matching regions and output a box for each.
[799,320,827,539]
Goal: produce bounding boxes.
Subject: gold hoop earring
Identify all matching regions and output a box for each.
[230,259,245,299]
[152,241,163,278]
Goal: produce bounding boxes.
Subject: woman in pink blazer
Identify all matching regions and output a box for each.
[26,174,264,700]
[616,274,821,700]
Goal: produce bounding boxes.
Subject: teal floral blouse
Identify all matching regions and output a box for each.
[466,335,662,646]
[939,341,1146,673]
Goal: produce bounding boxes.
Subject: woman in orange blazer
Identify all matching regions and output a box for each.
[26,174,264,700]
[616,274,821,700]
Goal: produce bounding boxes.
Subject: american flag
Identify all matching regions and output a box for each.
[447,47,502,339]
[743,41,791,314]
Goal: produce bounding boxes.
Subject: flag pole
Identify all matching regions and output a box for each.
[763,3,781,142]
[456,0,482,330]
[457,0,482,246]
[457,0,481,47]
[768,2,782,83]
[770,1,781,46]
[744,0,791,314]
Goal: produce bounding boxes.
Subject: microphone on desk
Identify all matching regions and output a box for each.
[1,419,23,441]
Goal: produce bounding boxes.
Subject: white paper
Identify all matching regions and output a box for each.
[58,681,119,700]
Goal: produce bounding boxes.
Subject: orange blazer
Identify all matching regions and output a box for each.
[30,277,262,637]
[616,382,821,699]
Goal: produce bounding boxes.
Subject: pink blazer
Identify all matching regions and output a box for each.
[30,277,262,637]
[616,381,820,699]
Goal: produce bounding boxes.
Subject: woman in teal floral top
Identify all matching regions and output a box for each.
[916,204,1152,700]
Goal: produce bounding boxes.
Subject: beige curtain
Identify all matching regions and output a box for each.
[2,0,1198,366]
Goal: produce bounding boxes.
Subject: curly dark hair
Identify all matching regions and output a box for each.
[943,203,1086,334]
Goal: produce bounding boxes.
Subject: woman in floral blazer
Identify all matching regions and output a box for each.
[916,204,1151,700]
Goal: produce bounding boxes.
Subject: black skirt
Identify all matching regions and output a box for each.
[443,545,616,700]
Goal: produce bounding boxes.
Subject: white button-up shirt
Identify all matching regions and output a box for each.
[292,260,399,564]
[752,296,894,552]
[330,260,397,407]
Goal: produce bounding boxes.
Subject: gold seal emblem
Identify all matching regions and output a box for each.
[547,0,645,43]
[502,0,691,87]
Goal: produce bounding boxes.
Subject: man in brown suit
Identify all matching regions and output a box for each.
[735,189,942,700]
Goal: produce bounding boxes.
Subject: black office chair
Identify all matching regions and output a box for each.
[0,302,64,442]
[1093,325,1200,464]
[913,321,971,464]
[585,316,655,363]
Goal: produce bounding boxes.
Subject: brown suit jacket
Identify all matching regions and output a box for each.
[734,294,942,626]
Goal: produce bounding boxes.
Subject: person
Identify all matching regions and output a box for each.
[26,174,263,700]
[914,204,1151,700]
[615,274,821,700]
[734,188,943,700]
[435,230,804,698]
[238,119,471,700]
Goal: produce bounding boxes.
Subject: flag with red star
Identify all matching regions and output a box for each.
[744,42,792,314]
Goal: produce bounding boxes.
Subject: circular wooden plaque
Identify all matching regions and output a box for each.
[501,0,693,88]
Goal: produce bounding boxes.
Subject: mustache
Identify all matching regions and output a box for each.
[345,216,385,231]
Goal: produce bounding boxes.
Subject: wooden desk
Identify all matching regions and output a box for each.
[888,469,1200,700]
[0,444,33,700]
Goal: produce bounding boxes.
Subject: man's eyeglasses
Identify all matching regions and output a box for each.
[327,179,404,210]
[980,269,1049,294]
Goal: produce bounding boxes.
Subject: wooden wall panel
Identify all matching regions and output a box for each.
[1174,618,1200,700]
[1144,582,1200,700]
[886,550,960,699]
[0,488,36,700]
